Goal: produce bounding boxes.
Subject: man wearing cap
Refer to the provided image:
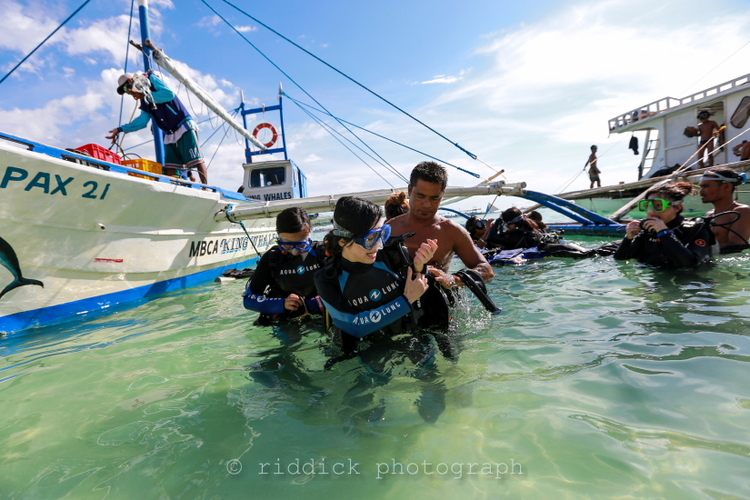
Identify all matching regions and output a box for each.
[699,167,750,253]
[106,71,208,184]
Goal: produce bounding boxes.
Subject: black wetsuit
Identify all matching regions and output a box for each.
[614,215,714,267]
[315,252,414,340]
[243,241,327,320]
[486,223,542,249]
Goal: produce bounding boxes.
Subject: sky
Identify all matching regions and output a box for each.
[2,0,750,211]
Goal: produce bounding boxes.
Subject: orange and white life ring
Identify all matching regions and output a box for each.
[252,122,279,148]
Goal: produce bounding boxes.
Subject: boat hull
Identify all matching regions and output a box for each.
[0,141,275,333]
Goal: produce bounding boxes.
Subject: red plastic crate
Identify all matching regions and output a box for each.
[75,143,122,165]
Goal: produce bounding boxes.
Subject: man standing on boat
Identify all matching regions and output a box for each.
[106,71,209,184]
[585,145,601,188]
[699,168,750,253]
[387,161,494,288]
[696,111,721,169]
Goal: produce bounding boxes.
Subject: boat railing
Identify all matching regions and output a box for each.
[0,130,249,202]
[608,73,750,131]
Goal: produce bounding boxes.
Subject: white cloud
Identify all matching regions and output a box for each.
[419,69,469,85]
[58,15,134,65]
[408,0,750,194]
[0,1,60,54]
[197,15,222,28]
[236,25,257,33]
[4,0,750,202]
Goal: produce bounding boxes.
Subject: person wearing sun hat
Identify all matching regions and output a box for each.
[106,71,208,184]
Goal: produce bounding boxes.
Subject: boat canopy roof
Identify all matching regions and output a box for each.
[608,73,750,134]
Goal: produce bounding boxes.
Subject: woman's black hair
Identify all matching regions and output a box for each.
[500,207,538,231]
[324,196,383,260]
[527,210,547,229]
[465,216,488,239]
[276,207,311,234]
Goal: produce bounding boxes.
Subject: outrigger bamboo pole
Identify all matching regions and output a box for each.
[610,126,727,221]
[216,182,527,222]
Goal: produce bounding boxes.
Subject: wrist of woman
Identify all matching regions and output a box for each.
[656,229,673,238]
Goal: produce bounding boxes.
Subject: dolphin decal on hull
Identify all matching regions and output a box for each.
[0,236,44,300]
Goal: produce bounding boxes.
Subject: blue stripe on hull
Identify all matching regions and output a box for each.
[0,257,259,335]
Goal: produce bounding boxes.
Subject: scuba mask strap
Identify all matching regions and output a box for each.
[332,219,354,238]
[700,171,747,185]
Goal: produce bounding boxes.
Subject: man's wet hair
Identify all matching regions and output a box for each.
[410,161,448,191]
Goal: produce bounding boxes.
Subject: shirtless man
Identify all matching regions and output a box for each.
[699,167,750,253]
[586,145,601,188]
[696,111,721,169]
[732,140,750,161]
[388,161,494,289]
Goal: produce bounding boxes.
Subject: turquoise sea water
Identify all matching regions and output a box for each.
[2,236,750,500]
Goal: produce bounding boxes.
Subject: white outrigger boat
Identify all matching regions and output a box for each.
[558,73,750,218]
[1,0,535,335]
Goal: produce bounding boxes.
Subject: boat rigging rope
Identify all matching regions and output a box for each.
[119,114,230,153]
[200,0,408,186]
[554,138,623,194]
[215,0,482,164]
[291,98,396,188]
[224,205,264,258]
[0,0,92,86]
[203,109,243,170]
[672,123,750,174]
[283,93,481,179]
[111,103,140,156]
[118,0,137,129]
[677,39,750,97]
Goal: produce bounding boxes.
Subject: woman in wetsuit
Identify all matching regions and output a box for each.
[481,207,542,250]
[614,182,715,267]
[243,207,326,325]
[314,196,437,351]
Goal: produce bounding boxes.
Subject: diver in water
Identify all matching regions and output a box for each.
[315,196,437,353]
[614,182,716,267]
[243,207,327,326]
[315,196,447,424]
[699,168,750,254]
[482,207,543,250]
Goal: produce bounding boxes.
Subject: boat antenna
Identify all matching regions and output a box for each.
[0,0,93,86]
[215,0,483,164]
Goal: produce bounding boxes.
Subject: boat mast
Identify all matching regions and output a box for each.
[137,0,165,165]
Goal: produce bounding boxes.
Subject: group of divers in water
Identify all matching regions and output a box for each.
[239,161,750,422]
